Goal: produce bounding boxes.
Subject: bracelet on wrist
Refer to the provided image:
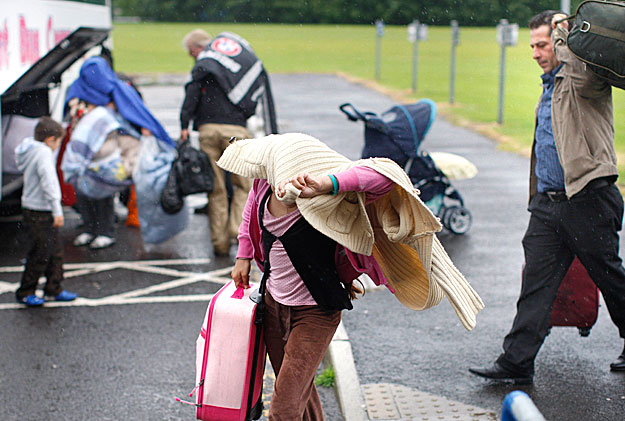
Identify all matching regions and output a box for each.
[328,174,339,196]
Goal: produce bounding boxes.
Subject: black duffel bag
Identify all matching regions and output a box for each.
[174,140,214,196]
[160,164,184,214]
[566,0,625,89]
[160,141,214,214]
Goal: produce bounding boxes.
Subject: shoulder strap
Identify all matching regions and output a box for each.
[245,187,273,420]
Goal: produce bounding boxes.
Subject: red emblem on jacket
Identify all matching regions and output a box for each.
[211,37,242,57]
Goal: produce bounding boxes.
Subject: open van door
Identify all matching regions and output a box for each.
[1,27,110,217]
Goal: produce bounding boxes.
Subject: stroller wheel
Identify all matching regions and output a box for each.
[443,206,472,235]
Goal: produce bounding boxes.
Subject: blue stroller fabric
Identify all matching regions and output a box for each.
[340,99,452,203]
[64,56,174,146]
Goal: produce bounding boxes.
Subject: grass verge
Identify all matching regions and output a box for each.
[113,22,625,176]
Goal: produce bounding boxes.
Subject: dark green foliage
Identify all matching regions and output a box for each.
[112,0,586,26]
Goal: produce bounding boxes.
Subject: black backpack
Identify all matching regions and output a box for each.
[160,141,214,214]
[566,0,625,89]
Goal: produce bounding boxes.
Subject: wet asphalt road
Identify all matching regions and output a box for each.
[1,73,625,420]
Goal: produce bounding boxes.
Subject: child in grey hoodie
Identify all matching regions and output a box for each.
[14,116,77,307]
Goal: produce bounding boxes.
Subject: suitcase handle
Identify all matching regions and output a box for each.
[175,397,200,407]
[231,285,246,299]
[175,381,203,407]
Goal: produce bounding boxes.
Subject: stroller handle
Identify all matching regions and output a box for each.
[339,103,368,122]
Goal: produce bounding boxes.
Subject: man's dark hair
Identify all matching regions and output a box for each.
[34,116,65,142]
[529,10,562,32]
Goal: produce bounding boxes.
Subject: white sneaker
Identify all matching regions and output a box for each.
[89,236,116,249]
[73,233,95,246]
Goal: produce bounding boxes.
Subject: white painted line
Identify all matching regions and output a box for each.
[64,268,106,278]
[113,258,213,266]
[115,262,204,278]
[0,280,16,294]
[106,274,211,300]
[63,262,122,278]
[0,294,216,310]
[0,258,214,273]
[0,258,235,311]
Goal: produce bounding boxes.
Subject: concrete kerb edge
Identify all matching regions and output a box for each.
[325,321,368,421]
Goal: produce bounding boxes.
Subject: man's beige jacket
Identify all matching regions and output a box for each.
[529,25,616,199]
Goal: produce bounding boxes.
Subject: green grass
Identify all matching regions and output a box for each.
[113,22,625,171]
[314,366,335,388]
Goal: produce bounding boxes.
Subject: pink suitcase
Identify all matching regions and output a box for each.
[178,280,266,420]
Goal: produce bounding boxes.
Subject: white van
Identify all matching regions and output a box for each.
[0,0,112,217]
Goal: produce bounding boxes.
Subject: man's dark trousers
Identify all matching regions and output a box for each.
[497,182,625,375]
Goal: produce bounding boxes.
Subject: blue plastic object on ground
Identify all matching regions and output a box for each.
[501,391,546,421]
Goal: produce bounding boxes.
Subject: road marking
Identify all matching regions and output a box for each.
[0,294,218,310]
[0,258,214,273]
[0,258,234,310]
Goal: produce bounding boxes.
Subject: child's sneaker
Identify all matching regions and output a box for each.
[45,290,78,302]
[73,232,95,246]
[16,294,45,307]
[89,236,116,249]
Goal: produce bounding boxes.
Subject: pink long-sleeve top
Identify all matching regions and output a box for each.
[237,166,394,306]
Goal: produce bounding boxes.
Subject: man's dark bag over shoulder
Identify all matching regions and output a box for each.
[161,141,214,214]
[566,0,625,89]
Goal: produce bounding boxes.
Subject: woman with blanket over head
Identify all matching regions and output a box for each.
[61,56,176,248]
[218,133,484,420]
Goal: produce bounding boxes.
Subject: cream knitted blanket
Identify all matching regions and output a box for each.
[217,133,484,330]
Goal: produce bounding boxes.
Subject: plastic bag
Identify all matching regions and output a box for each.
[133,136,189,243]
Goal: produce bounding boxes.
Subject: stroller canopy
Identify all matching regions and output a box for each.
[340,99,436,168]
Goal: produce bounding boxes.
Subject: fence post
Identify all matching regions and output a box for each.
[409,20,419,92]
[496,19,518,124]
[375,19,384,80]
[449,20,459,104]
[560,0,571,14]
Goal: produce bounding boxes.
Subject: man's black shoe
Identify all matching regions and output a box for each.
[610,341,625,371]
[469,362,533,385]
[610,354,625,371]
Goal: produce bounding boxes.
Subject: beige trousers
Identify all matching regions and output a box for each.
[198,123,252,255]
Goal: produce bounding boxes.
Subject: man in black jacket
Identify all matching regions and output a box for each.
[180,29,253,257]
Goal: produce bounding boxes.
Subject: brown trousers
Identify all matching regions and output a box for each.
[198,123,252,255]
[263,291,341,421]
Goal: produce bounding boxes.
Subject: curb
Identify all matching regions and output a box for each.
[325,321,368,421]
[325,276,387,420]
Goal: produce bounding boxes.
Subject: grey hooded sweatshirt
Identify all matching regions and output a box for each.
[15,137,63,217]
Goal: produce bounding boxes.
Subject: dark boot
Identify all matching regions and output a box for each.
[609,341,625,372]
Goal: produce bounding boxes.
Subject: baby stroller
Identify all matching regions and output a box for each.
[339,99,473,235]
